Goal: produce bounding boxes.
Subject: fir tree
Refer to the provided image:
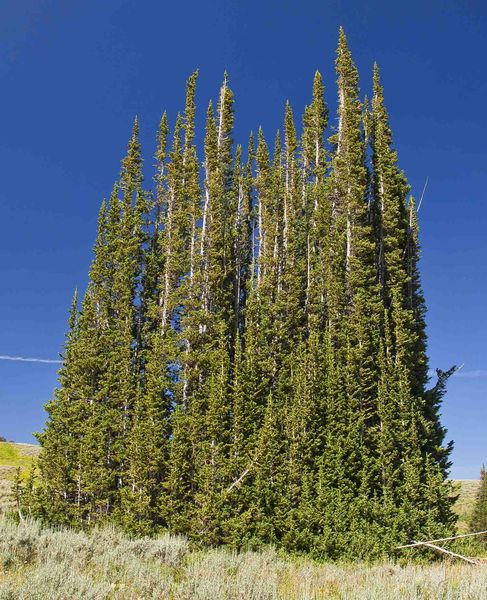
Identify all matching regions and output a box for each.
[34,289,82,524]
[190,74,236,543]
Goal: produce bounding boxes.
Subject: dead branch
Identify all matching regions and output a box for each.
[224,467,251,494]
[396,530,487,549]
[411,540,479,565]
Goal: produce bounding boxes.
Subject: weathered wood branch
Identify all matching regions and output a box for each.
[396,529,487,549]
[410,541,479,565]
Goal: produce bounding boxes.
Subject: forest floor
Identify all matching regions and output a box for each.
[0,443,485,599]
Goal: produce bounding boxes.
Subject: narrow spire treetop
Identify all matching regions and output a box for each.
[336,26,358,89]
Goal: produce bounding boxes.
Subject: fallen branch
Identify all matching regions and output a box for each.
[396,530,487,549]
[410,540,479,565]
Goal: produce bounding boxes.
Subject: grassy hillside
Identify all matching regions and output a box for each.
[454,479,480,533]
[0,442,39,512]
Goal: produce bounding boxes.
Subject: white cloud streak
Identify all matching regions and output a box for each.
[455,370,487,379]
[0,355,61,364]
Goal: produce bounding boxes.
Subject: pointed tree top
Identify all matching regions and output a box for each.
[338,26,348,46]
[373,62,382,94]
[159,110,168,129]
[257,127,268,151]
[284,101,295,130]
[185,72,198,105]
[172,113,183,153]
[98,198,107,220]
[247,131,255,164]
[156,111,169,159]
[284,103,297,152]
[274,128,281,148]
[256,127,269,165]
[272,130,281,166]
[313,70,324,95]
[235,143,242,164]
[132,115,139,137]
[70,287,79,312]
[67,288,79,332]
[185,72,198,125]
[284,101,294,126]
[109,181,119,199]
[335,26,358,88]
[120,117,143,193]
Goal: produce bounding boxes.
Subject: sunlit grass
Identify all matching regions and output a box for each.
[0,516,487,599]
[0,442,39,470]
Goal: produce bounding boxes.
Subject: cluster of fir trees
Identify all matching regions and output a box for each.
[25,30,457,559]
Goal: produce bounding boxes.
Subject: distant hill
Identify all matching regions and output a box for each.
[454,479,480,532]
[0,441,40,511]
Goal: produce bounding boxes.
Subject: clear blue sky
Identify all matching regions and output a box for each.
[0,0,485,479]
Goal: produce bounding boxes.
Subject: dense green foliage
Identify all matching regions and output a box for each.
[24,30,456,559]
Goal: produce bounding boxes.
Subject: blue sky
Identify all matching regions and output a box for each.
[0,0,485,479]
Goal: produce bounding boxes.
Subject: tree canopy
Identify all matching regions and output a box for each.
[27,29,456,560]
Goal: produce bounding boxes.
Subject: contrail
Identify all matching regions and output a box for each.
[455,370,487,379]
[0,355,61,364]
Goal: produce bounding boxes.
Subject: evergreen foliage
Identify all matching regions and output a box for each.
[28,29,456,559]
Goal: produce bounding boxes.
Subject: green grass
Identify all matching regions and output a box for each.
[0,442,39,469]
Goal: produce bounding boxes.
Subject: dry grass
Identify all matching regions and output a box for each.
[0,516,487,599]
[12,443,41,459]
[454,480,480,533]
